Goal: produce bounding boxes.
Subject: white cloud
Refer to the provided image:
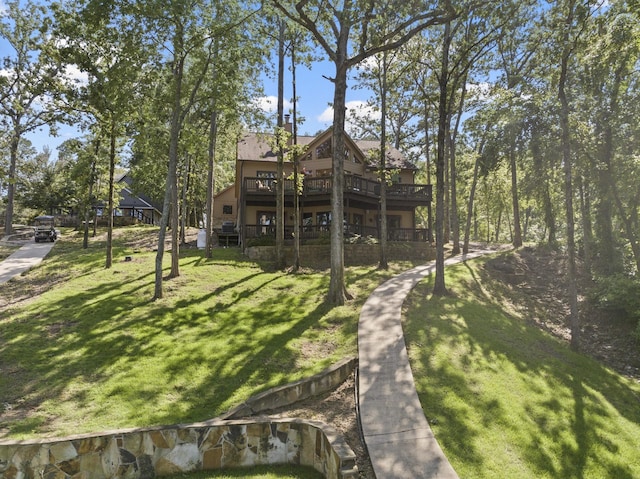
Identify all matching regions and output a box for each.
[318,100,381,136]
[254,95,293,113]
[63,64,88,84]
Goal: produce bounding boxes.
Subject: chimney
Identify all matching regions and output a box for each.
[284,114,292,146]
[284,114,292,133]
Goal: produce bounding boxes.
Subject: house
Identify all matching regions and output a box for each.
[94,172,163,226]
[214,119,432,247]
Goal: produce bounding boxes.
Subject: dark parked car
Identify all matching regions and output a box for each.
[33,215,57,243]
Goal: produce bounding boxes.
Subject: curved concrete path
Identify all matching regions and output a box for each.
[0,240,55,284]
[358,249,492,478]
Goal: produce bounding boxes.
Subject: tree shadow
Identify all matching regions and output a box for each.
[401,258,640,478]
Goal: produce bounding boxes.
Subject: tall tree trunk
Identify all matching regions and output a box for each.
[205,41,219,259]
[559,0,580,350]
[448,80,466,256]
[379,50,389,270]
[4,128,19,236]
[84,140,99,249]
[423,102,434,243]
[275,20,286,270]
[578,175,592,275]
[206,110,218,258]
[509,131,523,247]
[180,155,190,245]
[106,118,116,269]
[463,138,484,254]
[155,38,184,299]
[327,57,351,305]
[291,42,301,272]
[434,20,451,296]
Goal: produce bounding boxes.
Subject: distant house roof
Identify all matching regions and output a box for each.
[118,173,162,211]
[96,172,162,213]
[237,130,416,170]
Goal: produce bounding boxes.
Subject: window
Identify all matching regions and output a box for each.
[316,211,331,231]
[256,171,276,191]
[223,205,233,215]
[257,211,276,235]
[315,138,332,158]
[257,170,276,178]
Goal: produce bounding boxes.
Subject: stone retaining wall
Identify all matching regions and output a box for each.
[246,242,434,268]
[0,358,359,479]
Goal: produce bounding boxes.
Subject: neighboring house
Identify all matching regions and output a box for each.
[95,172,163,226]
[214,119,432,246]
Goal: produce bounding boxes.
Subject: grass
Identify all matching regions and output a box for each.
[403,254,640,479]
[0,243,21,261]
[164,464,323,478]
[0,225,412,440]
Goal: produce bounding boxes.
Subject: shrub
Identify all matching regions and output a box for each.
[589,274,640,338]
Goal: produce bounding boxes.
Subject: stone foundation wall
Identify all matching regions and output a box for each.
[0,419,357,479]
[246,242,434,268]
[0,358,359,479]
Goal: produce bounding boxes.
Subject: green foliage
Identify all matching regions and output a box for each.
[245,235,276,246]
[589,274,640,327]
[404,257,640,478]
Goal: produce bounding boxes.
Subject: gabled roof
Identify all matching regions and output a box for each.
[237,132,315,161]
[237,129,417,170]
[95,172,162,212]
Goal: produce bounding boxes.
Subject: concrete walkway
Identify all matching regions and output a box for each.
[0,240,55,284]
[358,249,492,479]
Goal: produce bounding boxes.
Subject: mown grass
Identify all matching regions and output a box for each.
[165,464,322,478]
[0,225,412,440]
[404,254,640,479]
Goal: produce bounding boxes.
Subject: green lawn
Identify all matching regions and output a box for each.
[404,254,640,479]
[0,225,409,440]
[165,465,323,478]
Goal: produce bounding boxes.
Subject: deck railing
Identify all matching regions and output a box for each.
[244,175,432,202]
[243,223,429,242]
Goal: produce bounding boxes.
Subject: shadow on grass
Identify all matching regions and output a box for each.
[0,239,342,438]
[402,257,640,479]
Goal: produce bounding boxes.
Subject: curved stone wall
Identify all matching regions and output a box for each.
[0,358,359,479]
[0,418,357,479]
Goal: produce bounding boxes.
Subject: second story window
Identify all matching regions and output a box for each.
[315,138,332,159]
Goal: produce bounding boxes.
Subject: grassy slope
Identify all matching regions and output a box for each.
[404,254,640,479]
[164,464,323,478]
[0,226,409,440]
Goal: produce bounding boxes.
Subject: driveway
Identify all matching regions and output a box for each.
[0,241,55,284]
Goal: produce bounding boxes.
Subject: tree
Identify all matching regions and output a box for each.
[0,0,67,235]
[270,0,454,304]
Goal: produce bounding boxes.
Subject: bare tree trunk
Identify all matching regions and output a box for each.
[4,129,19,236]
[463,138,484,254]
[559,0,580,350]
[423,102,434,243]
[379,51,389,270]
[434,20,452,296]
[106,119,116,269]
[275,20,286,270]
[291,42,301,272]
[578,175,592,275]
[155,40,184,299]
[84,140,99,249]
[327,58,351,305]
[509,135,523,247]
[206,110,218,258]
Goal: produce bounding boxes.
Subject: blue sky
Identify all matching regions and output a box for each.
[17,56,374,161]
[0,0,377,161]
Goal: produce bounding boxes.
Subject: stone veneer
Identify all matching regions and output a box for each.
[0,418,357,479]
[0,358,358,479]
[246,242,434,269]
